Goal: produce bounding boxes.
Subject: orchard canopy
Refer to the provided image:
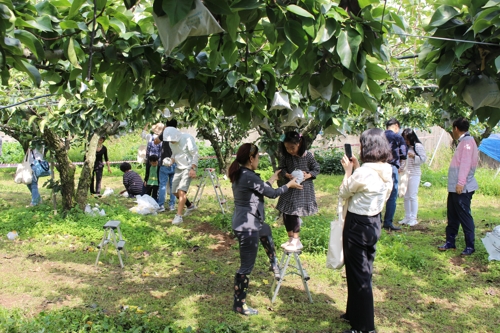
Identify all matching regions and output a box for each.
[0,0,500,138]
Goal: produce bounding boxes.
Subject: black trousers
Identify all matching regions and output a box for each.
[146,185,159,200]
[446,191,475,246]
[90,167,103,194]
[343,211,381,332]
[233,223,273,275]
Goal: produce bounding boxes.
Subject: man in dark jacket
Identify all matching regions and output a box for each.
[383,118,407,231]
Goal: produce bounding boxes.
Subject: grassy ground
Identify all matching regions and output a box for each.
[0,162,499,332]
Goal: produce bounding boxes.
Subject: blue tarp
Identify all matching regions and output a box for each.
[479,134,500,162]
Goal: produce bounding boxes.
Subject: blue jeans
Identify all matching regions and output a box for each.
[383,165,399,227]
[158,164,176,207]
[27,175,41,205]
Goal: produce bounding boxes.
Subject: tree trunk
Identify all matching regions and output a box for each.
[76,133,99,209]
[43,129,75,211]
[197,127,227,174]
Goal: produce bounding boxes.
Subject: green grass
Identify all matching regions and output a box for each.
[0,162,499,332]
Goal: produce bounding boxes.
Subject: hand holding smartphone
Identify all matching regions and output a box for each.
[344,143,352,161]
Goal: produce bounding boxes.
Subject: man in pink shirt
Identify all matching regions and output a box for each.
[438,117,479,255]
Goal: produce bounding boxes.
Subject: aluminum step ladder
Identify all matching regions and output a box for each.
[192,168,228,214]
[270,249,313,303]
[95,220,127,268]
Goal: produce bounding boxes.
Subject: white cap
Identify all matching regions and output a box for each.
[163,127,182,142]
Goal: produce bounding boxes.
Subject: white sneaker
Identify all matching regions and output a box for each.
[284,238,303,252]
[169,205,175,211]
[281,237,293,249]
[172,215,183,225]
[407,219,419,226]
[183,205,197,216]
[398,217,409,225]
[157,205,165,212]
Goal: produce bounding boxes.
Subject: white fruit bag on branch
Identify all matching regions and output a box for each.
[153,0,224,56]
[270,91,292,110]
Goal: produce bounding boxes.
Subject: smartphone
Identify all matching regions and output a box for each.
[344,143,352,160]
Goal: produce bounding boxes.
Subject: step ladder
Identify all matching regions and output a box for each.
[270,250,313,304]
[95,220,127,268]
[192,168,228,214]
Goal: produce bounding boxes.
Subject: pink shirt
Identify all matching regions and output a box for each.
[448,133,478,192]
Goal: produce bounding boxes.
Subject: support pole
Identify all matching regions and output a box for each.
[428,128,445,167]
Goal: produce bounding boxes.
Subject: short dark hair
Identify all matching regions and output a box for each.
[120,162,132,172]
[99,136,106,141]
[385,118,400,129]
[281,131,306,157]
[360,128,392,163]
[149,154,159,162]
[453,117,469,132]
[166,119,178,128]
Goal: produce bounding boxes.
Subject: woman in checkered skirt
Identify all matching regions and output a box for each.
[277,131,320,251]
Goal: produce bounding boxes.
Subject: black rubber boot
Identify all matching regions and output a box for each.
[233,273,258,315]
[260,235,280,280]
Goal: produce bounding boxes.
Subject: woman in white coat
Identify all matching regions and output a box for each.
[399,129,427,226]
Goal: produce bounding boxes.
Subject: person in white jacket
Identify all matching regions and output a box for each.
[338,128,393,333]
[399,129,427,226]
[162,127,199,225]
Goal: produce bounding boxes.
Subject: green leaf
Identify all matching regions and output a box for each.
[204,0,233,15]
[39,118,48,133]
[230,0,261,11]
[365,61,390,80]
[313,19,337,44]
[226,70,241,88]
[286,5,314,19]
[302,18,315,38]
[223,40,238,66]
[13,57,41,87]
[162,0,195,26]
[496,56,500,73]
[208,50,222,71]
[225,13,240,41]
[336,29,362,72]
[68,0,86,20]
[67,38,81,69]
[109,18,126,34]
[26,16,53,32]
[454,41,473,58]
[262,19,276,45]
[358,0,378,9]
[427,5,460,28]
[484,0,500,7]
[284,20,308,51]
[13,30,44,61]
[60,20,79,30]
[351,84,377,112]
[28,115,37,127]
[367,79,383,100]
[472,19,492,34]
[436,51,455,79]
[96,16,110,32]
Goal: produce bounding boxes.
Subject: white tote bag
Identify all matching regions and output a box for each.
[14,150,33,184]
[326,197,347,270]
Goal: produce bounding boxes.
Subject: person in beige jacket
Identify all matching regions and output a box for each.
[338,128,393,333]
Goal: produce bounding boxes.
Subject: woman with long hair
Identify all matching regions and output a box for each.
[339,128,393,333]
[228,143,302,316]
[276,131,320,251]
[399,129,427,226]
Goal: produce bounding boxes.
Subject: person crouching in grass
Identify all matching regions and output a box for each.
[119,162,143,198]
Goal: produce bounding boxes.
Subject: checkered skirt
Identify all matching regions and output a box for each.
[276,152,319,216]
